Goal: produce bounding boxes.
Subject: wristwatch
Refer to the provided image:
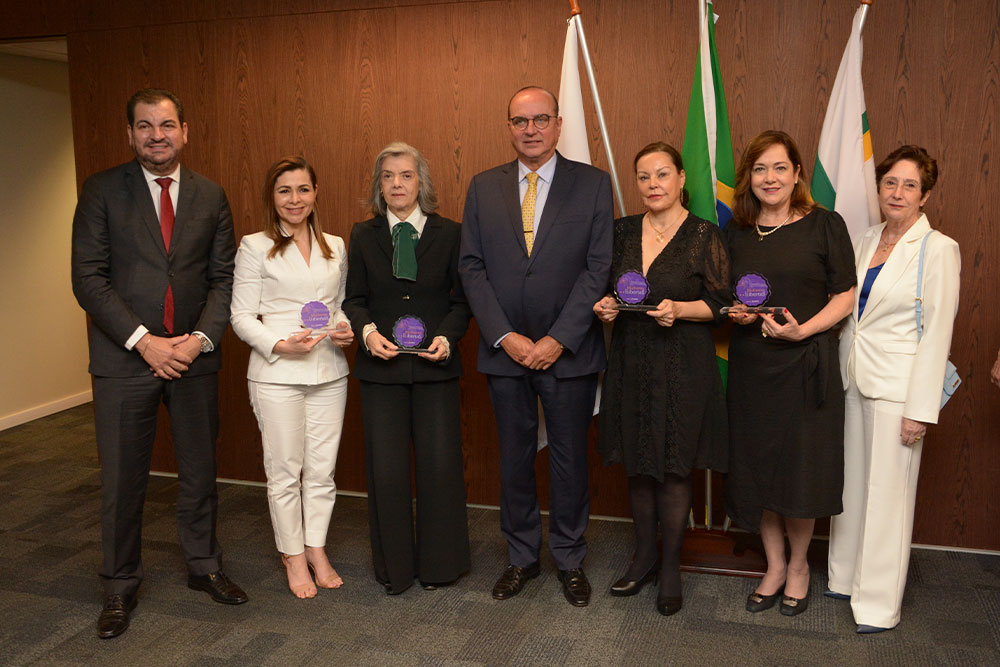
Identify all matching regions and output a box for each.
[192,332,212,353]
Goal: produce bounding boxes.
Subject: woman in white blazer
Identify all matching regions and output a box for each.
[231,156,354,598]
[828,145,960,633]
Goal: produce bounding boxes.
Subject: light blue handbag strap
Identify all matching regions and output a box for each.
[915,230,935,341]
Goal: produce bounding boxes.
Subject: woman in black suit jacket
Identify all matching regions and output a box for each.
[343,142,471,594]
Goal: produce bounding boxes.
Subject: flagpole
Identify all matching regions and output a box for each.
[859,0,873,32]
[700,0,712,531]
[568,1,626,215]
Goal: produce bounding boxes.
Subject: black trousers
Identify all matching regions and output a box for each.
[360,379,470,594]
[93,373,222,596]
[487,372,597,570]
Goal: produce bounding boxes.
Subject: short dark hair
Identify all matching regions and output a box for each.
[633,141,690,207]
[507,86,559,118]
[127,88,185,126]
[732,130,815,228]
[875,145,938,194]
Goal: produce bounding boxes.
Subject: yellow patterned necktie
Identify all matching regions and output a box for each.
[522,172,538,254]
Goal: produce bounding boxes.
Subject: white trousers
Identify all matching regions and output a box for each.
[828,380,923,628]
[248,378,348,554]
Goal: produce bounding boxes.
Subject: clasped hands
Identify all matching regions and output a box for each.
[139,333,201,380]
[727,304,805,342]
[593,296,680,327]
[501,332,563,370]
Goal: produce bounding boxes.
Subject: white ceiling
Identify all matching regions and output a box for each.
[0,39,68,63]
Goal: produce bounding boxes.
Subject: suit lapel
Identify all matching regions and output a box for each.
[126,161,166,257]
[169,166,197,257]
[500,160,528,256]
[531,154,573,262]
[415,214,440,260]
[853,224,882,319]
[373,216,394,262]
[859,215,931,324]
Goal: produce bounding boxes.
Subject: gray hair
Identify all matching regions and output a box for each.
[367,141,439,216]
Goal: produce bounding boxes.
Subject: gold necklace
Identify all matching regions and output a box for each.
[755,212,792,241]
[646,209,685,243]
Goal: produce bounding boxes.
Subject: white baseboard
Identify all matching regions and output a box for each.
[0,390,93,431]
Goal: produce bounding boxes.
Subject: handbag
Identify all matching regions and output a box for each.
[915,230,961,409]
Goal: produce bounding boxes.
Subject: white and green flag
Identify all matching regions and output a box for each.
[811,5,879,241]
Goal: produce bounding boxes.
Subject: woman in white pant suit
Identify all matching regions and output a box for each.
[231,156,355,598]
[828,145,960,633]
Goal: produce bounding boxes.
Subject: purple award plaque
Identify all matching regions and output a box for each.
[613,270,656,311]
[392,316,429,352]
[734,273,771,307]
[301,300,331,329]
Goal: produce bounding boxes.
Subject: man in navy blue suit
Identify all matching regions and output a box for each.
[459,86,613,607]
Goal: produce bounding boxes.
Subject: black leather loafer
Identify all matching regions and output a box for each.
[97,593,137,639]
[492,563,540,600]
[188,570,249,605]
[558,568,591,607]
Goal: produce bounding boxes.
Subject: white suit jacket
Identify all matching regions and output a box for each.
[839,214,960,423]
[231,230,351,385]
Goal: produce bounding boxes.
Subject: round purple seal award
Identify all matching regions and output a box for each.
[300,300,331,329]
[614,270,655,311]
[734,273,771,307]
[392,316,430,352]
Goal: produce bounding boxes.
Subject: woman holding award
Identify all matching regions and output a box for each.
[231,156,354,599]
[594,142,730,616]
[343,142,471,595]
[723,131,856,616]
[828,145,959,633]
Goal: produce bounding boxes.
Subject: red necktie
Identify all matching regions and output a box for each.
[154,177,175,333]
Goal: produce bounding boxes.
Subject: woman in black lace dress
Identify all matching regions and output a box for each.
[595,142,729,616]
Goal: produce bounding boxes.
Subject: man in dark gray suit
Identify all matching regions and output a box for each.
[459,86,613,607]
[72,88,246,639]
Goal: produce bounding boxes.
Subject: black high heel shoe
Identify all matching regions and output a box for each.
[656,594,682,616]
[609,563,659,597]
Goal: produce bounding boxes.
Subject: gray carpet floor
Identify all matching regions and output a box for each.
[1,405,998,666]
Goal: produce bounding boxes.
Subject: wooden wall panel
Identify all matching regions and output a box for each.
[11,0,998,549]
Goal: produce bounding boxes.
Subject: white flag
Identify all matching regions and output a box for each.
[811,5,879,242]
[556,18,591,165]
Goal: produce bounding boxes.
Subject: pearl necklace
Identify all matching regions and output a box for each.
[755,212,792,241]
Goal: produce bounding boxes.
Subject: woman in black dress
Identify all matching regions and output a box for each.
[595,142,729,616]
[724,131,856,616]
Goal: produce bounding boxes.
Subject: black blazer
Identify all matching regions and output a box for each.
[343,213,469,384]
[458,152,614,378]
[71,159,235,378]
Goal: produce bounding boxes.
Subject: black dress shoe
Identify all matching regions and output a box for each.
[97,593,137,639]
[656,594,683,616]
[609,565,658,597]
[558,568,591,607]
[492,563,540,600]
[746,585,784,613]
[779,591,810,616]
[187,570,249,605]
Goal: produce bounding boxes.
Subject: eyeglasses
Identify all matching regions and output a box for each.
[509,114,554,130]
[880,177,921,193]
